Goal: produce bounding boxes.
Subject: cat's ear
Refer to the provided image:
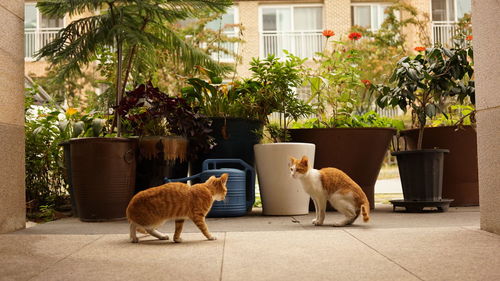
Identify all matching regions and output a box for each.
[300,156,309,166]
[289,157,297,166]
[220,173,229,185]
[207,176,216,183]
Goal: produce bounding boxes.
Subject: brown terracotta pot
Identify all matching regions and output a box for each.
[289,128,396,209]
[400,126,478,206]
[70,137,137,221]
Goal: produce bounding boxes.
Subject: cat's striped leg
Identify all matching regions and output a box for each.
[129,223,139,243]
[174,220,185,243]
[192,215,216,240]
[145,228,169,240]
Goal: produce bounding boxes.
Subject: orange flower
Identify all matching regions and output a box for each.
[466,35,473,41]
[361,79,371,87]
[322,29,335,38]
[348,32,362,41]
[66,108,78,116]
[414,46,426,52]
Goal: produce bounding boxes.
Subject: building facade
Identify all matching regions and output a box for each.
[24,0,471,78]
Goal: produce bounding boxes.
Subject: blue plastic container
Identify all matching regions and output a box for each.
[166,159,255,217]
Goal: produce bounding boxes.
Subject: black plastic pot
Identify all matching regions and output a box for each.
[134,136,189,194]
[392,149,449,201]
[70,137,136,221]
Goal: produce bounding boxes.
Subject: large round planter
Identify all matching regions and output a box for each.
[254,142,315,215]
[392,149,449,201]
[135,136,188,194]
[192,118,263,211]
[289,128,396,209]
[401,126,478,206]
[70,137,136,221]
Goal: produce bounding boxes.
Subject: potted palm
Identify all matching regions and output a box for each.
[116,82,214,193]
[250,54,315,216]
[373,45,474,211]
[35,0,231,221]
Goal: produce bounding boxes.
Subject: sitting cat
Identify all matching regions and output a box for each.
[126,174,228,243]
[289,156,370,226]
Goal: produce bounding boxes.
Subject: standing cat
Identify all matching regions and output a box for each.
[126,174,228,243]
[289,156,370,226]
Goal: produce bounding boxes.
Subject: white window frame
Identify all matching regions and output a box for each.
[351,3,393,31]
[430,0,471,23]
[258,4,324,58]
[204,6,240,63]
[25,2,66,31]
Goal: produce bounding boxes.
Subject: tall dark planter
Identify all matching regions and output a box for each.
[134,136,188,194]
[191,118,263,211]
[401,126,478,206]
[59,141,78,217]
[70,137,136,221]
[392,149,449,201]
[289,128,396,209]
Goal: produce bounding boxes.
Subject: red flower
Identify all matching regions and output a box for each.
[322,29,335,38]
[466,35,473,41]
[414,46,426,52]
[361,79,371,87]
[348,32,362,41]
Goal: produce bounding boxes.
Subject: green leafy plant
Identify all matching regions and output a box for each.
[292,111,405,131]
[249,53,313,142]
[372,46,474,149]
[431,104,475,127]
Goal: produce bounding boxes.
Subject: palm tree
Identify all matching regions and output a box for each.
[36,0,233,135]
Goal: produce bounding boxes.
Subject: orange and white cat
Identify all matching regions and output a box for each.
[126,174,228,243]
[289,156,370,226]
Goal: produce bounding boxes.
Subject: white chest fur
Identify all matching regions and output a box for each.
[299,169,324,198]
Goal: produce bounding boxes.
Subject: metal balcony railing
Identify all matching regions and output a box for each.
[431,21,457,47]
[260,30,324,59]
[25,28,61,60]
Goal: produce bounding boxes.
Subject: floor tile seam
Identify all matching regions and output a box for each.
[460,226,500,239]
[219,232,227,281]
[342,229,425,281]
[26,234,105,281]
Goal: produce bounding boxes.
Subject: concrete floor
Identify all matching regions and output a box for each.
[2,204,500,281]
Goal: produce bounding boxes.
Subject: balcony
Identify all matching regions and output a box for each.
[431,21,457,47]
[25,28,61,61]
[260,30,324,59]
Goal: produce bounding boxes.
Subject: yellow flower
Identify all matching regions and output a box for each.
[66,108,78,116]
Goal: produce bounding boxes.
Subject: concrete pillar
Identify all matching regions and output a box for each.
[0,0,26,233]
[473,0,500,235]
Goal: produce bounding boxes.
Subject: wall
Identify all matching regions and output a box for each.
[0,0,26,233]
[473,0,500,235]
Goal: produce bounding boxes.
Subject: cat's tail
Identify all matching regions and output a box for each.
[361,200,370,223]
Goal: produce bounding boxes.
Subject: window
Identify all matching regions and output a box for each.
[351,3,392,31]
[260,5,323,58]
[25,3,65,59]
[24,3,64,29]
[432,0,471,22]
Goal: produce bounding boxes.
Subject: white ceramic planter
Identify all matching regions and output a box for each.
[254,142,315,215]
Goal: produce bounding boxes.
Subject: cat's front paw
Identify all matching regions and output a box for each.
[312,219,323,226]
[130,237,139,243]
[207,236,217,241]
[174,238,183,243]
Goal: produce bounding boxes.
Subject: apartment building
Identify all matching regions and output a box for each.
[24,0,472,78]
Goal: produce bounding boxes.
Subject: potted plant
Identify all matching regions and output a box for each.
[289,31,400,209]
[116,82,214,193]
[250,53,315,216]
[36,0,231,221]
[372,44,474,210]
